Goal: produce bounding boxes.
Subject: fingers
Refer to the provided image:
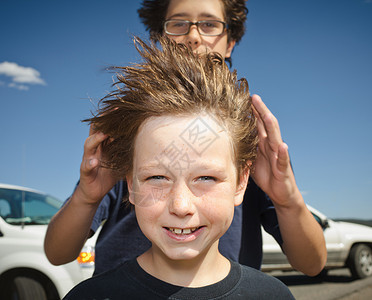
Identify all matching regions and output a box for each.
[277,143,290,172]
[253,94,284,150]
[251,95,298,203]
[81,131,108,175]
[252,103,266,140]
[88,124,96,136]
[252,94,292,173]
[84,131,108,154]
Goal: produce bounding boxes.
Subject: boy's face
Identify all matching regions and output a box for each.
[127,115,248,261]
[165,0,236,59]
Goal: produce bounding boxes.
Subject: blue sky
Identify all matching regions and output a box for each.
[0,0,371,219]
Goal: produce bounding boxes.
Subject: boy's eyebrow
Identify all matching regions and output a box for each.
[195,163,228,174]
[167,13,223,21]
[137,161,229,175]
[137,162,169,173]
[138,164,162,172]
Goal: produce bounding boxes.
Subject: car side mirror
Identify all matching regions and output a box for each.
[321,219,330,230]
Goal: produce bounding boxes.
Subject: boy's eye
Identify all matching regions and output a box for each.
[201,22,217,28]
[174,22,187,28]
[197,176,216,182]
[168,21,188,29]
[147,175,166,181]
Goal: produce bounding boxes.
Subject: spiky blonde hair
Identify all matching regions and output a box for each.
[85,36,258,180]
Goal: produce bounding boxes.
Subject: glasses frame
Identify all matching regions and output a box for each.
[164,19,227,37]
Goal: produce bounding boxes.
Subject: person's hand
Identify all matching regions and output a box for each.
[251,94,301,207]
[75,125,118,206]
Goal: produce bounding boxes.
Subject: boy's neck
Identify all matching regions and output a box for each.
[137,242,231,287]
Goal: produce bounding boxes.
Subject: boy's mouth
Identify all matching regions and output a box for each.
[166,227,201,235]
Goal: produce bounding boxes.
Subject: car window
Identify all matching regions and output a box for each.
[0,199,11,217]
[0,188,62,225]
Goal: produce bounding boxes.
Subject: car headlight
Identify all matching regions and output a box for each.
[76,245,95,267]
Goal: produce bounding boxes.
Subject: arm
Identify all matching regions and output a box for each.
[251,94,327,276]
[44,129,117,265]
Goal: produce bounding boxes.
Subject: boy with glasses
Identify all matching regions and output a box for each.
[63,36,295,300]
[45,0,326,278]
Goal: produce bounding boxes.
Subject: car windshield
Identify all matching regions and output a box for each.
[0,188,62,225]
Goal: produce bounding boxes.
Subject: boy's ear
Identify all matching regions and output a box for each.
[234,165,250,206]
[126,175,135,205]
[225,39,236,58]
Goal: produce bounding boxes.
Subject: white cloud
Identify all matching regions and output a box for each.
[0,61,46,87]
[8,82,29,91]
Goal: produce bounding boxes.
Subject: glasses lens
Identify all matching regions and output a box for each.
[198,21,224,36]
[165,20,225,36]
[165,20,189,35]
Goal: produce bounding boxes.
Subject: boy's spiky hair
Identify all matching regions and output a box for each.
[85,36,257,179]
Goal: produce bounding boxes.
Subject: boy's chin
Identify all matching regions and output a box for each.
[162,248,202,262]
[160,243,221,263]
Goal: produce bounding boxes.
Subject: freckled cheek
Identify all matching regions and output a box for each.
[132,185,171,207]
[135,207,165,243]
[200,194,235,228]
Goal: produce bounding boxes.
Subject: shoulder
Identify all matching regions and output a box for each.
[63,260,132,299]
[239,263,280,284]
[231,262,295,299]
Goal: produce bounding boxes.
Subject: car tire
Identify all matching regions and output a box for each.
[12,277,48,300]
[348,244,372,279]
[314,268,328,279]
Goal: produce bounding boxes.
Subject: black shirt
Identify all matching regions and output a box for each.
[64,259,294,300]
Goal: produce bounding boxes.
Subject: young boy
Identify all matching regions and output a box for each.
[45,0,326,277]
[63,36,294,300]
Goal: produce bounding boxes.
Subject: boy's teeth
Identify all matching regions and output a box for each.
[174,228,182,234]
[169,227,197,235]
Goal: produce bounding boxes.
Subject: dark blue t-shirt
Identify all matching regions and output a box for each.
[86,178,282,275]
[64,259,294,300]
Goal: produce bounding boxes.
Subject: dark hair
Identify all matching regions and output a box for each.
[85,36,257,180]
[138,0,248,43]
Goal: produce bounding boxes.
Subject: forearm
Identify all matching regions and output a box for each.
[275,190,327,276]
[44,187,100,265]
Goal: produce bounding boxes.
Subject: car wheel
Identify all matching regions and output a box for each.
[314,268,328,279]
[348,244,372,279]
[12,277,48,300]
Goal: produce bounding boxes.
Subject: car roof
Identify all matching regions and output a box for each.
[307,204,328,220]
[0,183,45,195]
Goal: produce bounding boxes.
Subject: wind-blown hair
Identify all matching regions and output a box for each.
[85,36,257,180]
[138,0,248,44]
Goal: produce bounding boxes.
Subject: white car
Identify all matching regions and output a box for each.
[0,183,96,300]
[261,205,372,279]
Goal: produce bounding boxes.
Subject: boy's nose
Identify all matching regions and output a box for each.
[184,25,202,49]
[168,182,195,217]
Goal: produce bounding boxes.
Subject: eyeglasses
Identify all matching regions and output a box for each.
[164,20,226,36]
